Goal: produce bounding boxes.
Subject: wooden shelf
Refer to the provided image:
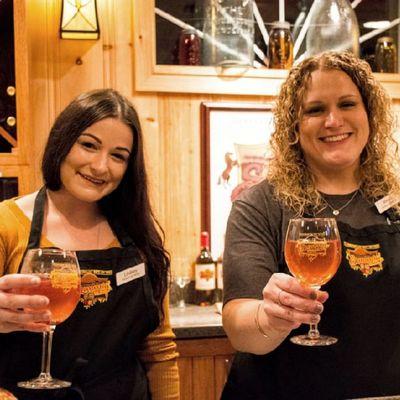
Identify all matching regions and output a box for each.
[133,0,400,98]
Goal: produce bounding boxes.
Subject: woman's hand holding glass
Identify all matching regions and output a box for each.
[260,272,329,336]
[0,274,51,333]
[12,248,81,389]
[284,218,341,346]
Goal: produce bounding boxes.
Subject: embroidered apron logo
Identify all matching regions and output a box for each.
[296,235,330,261]
[50,270,80,293]
[344,242,384,277]
[80,270,112,309]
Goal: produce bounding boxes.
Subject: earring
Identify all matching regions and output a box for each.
[289,129,299,145]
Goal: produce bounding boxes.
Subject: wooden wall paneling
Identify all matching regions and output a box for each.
[160,94,202,276]
[132,0,155,92]
[131,94,164,226]
[13,0,30,167]
[176,338,235,399]
[57,41,105,108]
[177,357,193,400]
[13,0,38,194]
[214,354,233,399]
[157,93,275,276]
[98,0,116,89]
[192,356,215,400]
[57,0,106,109]
[14,0,58,191]
[26,0,59,189]
[112,0,133,95]
[17,165,31,195]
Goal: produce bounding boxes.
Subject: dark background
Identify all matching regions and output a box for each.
[0,0,16,153]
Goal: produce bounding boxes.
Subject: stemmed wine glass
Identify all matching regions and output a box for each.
[284,218,341,346]
[173,276,191,309]
[16,248,81,389]
[172,257,191,309]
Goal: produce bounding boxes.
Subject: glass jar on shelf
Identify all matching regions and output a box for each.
[268,21,294,69]
[202,0,254,67]
[375,36,397,73]
[305,0,359,58]
[178,28,202,65]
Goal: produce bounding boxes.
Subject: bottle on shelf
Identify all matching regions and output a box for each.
[178,28,201,66]
[375,36,397,73]
[195,231,216,306]
[268,21,294,69]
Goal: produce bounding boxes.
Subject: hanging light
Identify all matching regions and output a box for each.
[60,0,100,40]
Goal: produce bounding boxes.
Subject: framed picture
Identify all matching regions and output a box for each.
[201,102,275,258]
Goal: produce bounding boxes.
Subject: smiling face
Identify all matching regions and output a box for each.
[59,117,133,203]
[298,69,370,178]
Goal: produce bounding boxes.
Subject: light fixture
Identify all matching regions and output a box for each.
[60,0,100,40]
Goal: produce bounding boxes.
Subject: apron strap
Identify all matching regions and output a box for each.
[108,218,134,247]
[26,186,47,249]
[26,186,136,249]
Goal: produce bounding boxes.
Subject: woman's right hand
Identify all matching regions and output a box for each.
[0,274,51,333]
[261,272,329,334]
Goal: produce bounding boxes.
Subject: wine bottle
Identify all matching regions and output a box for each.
[195,232,216,306]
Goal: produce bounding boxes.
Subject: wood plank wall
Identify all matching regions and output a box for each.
[22,0,400,277]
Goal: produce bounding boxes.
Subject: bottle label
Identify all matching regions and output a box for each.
[217,261,223,289]
[195,263,216,290]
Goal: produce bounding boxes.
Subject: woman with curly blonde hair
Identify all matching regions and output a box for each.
[270,51,400,215]
[221,51,400,399]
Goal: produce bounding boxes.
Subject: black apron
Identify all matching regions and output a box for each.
[0,187,160,400]
[222,212,400,400]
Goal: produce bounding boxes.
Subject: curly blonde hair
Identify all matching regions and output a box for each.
[268,51,400,215]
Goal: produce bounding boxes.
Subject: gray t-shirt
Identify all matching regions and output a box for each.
[223,179,386,304]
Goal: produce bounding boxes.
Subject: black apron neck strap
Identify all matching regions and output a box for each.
[108,218,135,247]
[27,186,135,249]
[26,186,47,249]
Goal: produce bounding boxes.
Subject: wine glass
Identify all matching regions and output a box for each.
[16,248,81,389]
[172,257,191,309]
[284,218,341,346]
[173,275,191,309]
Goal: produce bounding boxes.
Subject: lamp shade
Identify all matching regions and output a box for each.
[60,0,100,40]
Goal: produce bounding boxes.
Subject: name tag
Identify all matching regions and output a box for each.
[375,194,400,214]
[116,263,145,286]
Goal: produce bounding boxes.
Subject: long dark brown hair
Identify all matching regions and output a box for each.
[41,89,170,314]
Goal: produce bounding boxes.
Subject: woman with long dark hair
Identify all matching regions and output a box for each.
[0,89,179,399]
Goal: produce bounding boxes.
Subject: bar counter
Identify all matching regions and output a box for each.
[170,303,225,339]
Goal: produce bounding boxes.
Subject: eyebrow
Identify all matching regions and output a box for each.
[304,94,359,105]
[79,133,131,155]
